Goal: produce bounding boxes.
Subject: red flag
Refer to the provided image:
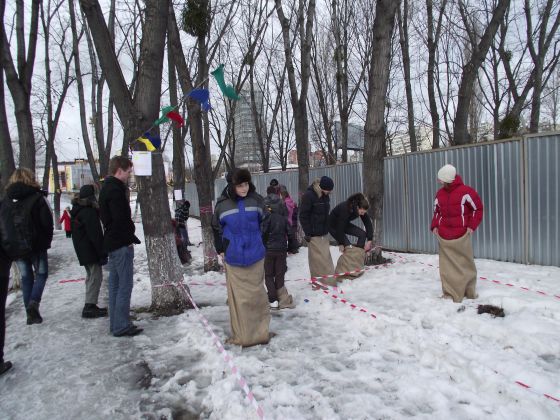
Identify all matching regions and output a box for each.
[166,110,185,127]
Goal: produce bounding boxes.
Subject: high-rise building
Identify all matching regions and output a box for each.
[233,89,263,170]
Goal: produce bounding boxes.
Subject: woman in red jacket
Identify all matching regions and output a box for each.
[59,207,72,238]
[431,164,483,303]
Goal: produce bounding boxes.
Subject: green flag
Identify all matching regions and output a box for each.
[211,64,240,100]
[154,105,176,125]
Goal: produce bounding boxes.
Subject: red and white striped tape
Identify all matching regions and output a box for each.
[155,281,265,419]
[316,288,377,319]
[58,278,85,284]
[386,252,560,301]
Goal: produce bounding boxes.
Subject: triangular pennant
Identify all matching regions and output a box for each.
[211,64,240,100]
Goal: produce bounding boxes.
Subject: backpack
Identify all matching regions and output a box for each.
[0,193,42,259]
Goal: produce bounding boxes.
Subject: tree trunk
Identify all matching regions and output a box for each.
[0,0,41,172]
[69,0,100,182]
[167,5,219,272]
[397,0,417,151]
[426,0,447,149]
[363,0,400,264]
[453,0,510,145]
[0,67,15,194]
[276,0,315,197]
[80,0,191,313]
[168,52,186,198]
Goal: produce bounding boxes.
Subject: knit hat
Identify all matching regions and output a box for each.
[232,168,251,185]
[79,184,95,198]
[437,164,456,183]
[319,176,334,191]
[270,178,279,187]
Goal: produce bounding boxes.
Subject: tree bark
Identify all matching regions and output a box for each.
[276,0,316,197]
[168,52,186,198]
[0,63,15,194]
[397,0,417,151]
[167,5,220,272]
[363,0,400,263]
[453,0,510,145]
[0,0,41,172]
[80,0,190,312]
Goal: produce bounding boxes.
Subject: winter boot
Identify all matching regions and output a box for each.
[82,304,108,318]
[277,286,295,309]
[27,301,43,324]
[269,300,279,310]
[0,360,13,376]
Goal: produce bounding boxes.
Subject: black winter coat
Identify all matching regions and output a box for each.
[99,176,140,252]
[328,201,373,246]
[262,194,294,252]
[70,197,107,266]
[299,180,330,237]
[5,182,53,252]
[175,201,190,226]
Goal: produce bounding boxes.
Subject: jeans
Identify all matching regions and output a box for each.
[16,251,49,308]
[178,226,190,245]
[108,246,134,335]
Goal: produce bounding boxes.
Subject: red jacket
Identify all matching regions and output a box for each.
[59,210,72,232]
[430,175,483,240]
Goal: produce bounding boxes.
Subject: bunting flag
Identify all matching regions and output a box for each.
[137,137,156,152]
[144,132,161,149]
[188,88,212,111]
[167,110,185,127]
[154,105,176,126]
[211,64,240,100]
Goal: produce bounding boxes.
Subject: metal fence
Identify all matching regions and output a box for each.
[184,132,559,267]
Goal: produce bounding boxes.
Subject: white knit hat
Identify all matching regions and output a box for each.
[437,164,456,183]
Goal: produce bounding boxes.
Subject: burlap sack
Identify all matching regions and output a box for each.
[308,236,335,283]
[437,233,478,303]
[225,260,271,347]
[335,246,366,281]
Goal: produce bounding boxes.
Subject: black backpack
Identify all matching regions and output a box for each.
[0,193,42,259]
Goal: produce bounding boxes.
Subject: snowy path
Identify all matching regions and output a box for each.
[1,219,559,419]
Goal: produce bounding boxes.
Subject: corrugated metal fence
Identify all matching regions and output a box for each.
[184,133,559,266]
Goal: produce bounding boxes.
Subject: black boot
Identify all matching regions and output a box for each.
[0,361,13,376]
[82,304,108,318]
[27,301,43,324]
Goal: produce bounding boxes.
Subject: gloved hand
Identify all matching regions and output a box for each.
[304,236,311,243]
[99,256,108,266]
[133,236,141,245]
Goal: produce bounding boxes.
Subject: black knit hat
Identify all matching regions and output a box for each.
[270,178,279,187]
[232,168,251,185]
[319,176,334,191]
[79,184,95,198]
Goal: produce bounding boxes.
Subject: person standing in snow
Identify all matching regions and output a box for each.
[1,168,53,325]
[431,164,483,303]
[59,207,72,238]
[0,197,13,375]
[299,176,335,279]
[70,185,108,318]
[174,200,192,246]
[262,186,296,309]
[328,193,373,281]
[278,185,300,253]
[99,156,142,337]
[212,168,271,347]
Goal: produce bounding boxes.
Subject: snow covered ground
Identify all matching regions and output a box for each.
[1,215,559,419]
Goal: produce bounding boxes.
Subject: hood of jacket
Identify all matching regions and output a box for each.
[264,193,284,214]
[6,182,44,200]
[70,196,98,217]
[443,174,464,192]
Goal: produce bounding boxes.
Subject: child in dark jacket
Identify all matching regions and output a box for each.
[262,187,295,309]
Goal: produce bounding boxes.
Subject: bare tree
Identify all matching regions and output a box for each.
[80,0,190,313]
[276,0,316,196]
[363,0,401,264]
[0,0,41,172]
[542,67,560,129]
[37,0,75,226]
[0,0,15,192]
[397,0,417,151]
[453,0,511,145]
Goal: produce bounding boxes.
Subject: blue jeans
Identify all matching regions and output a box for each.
[178,226,190,245]
[108,246,134,335]
[16,251,49,308]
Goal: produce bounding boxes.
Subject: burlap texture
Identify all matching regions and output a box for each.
[225,260,270,346]
[437,233,478,303]
[335,246,366,281]
[308,236,335,280]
